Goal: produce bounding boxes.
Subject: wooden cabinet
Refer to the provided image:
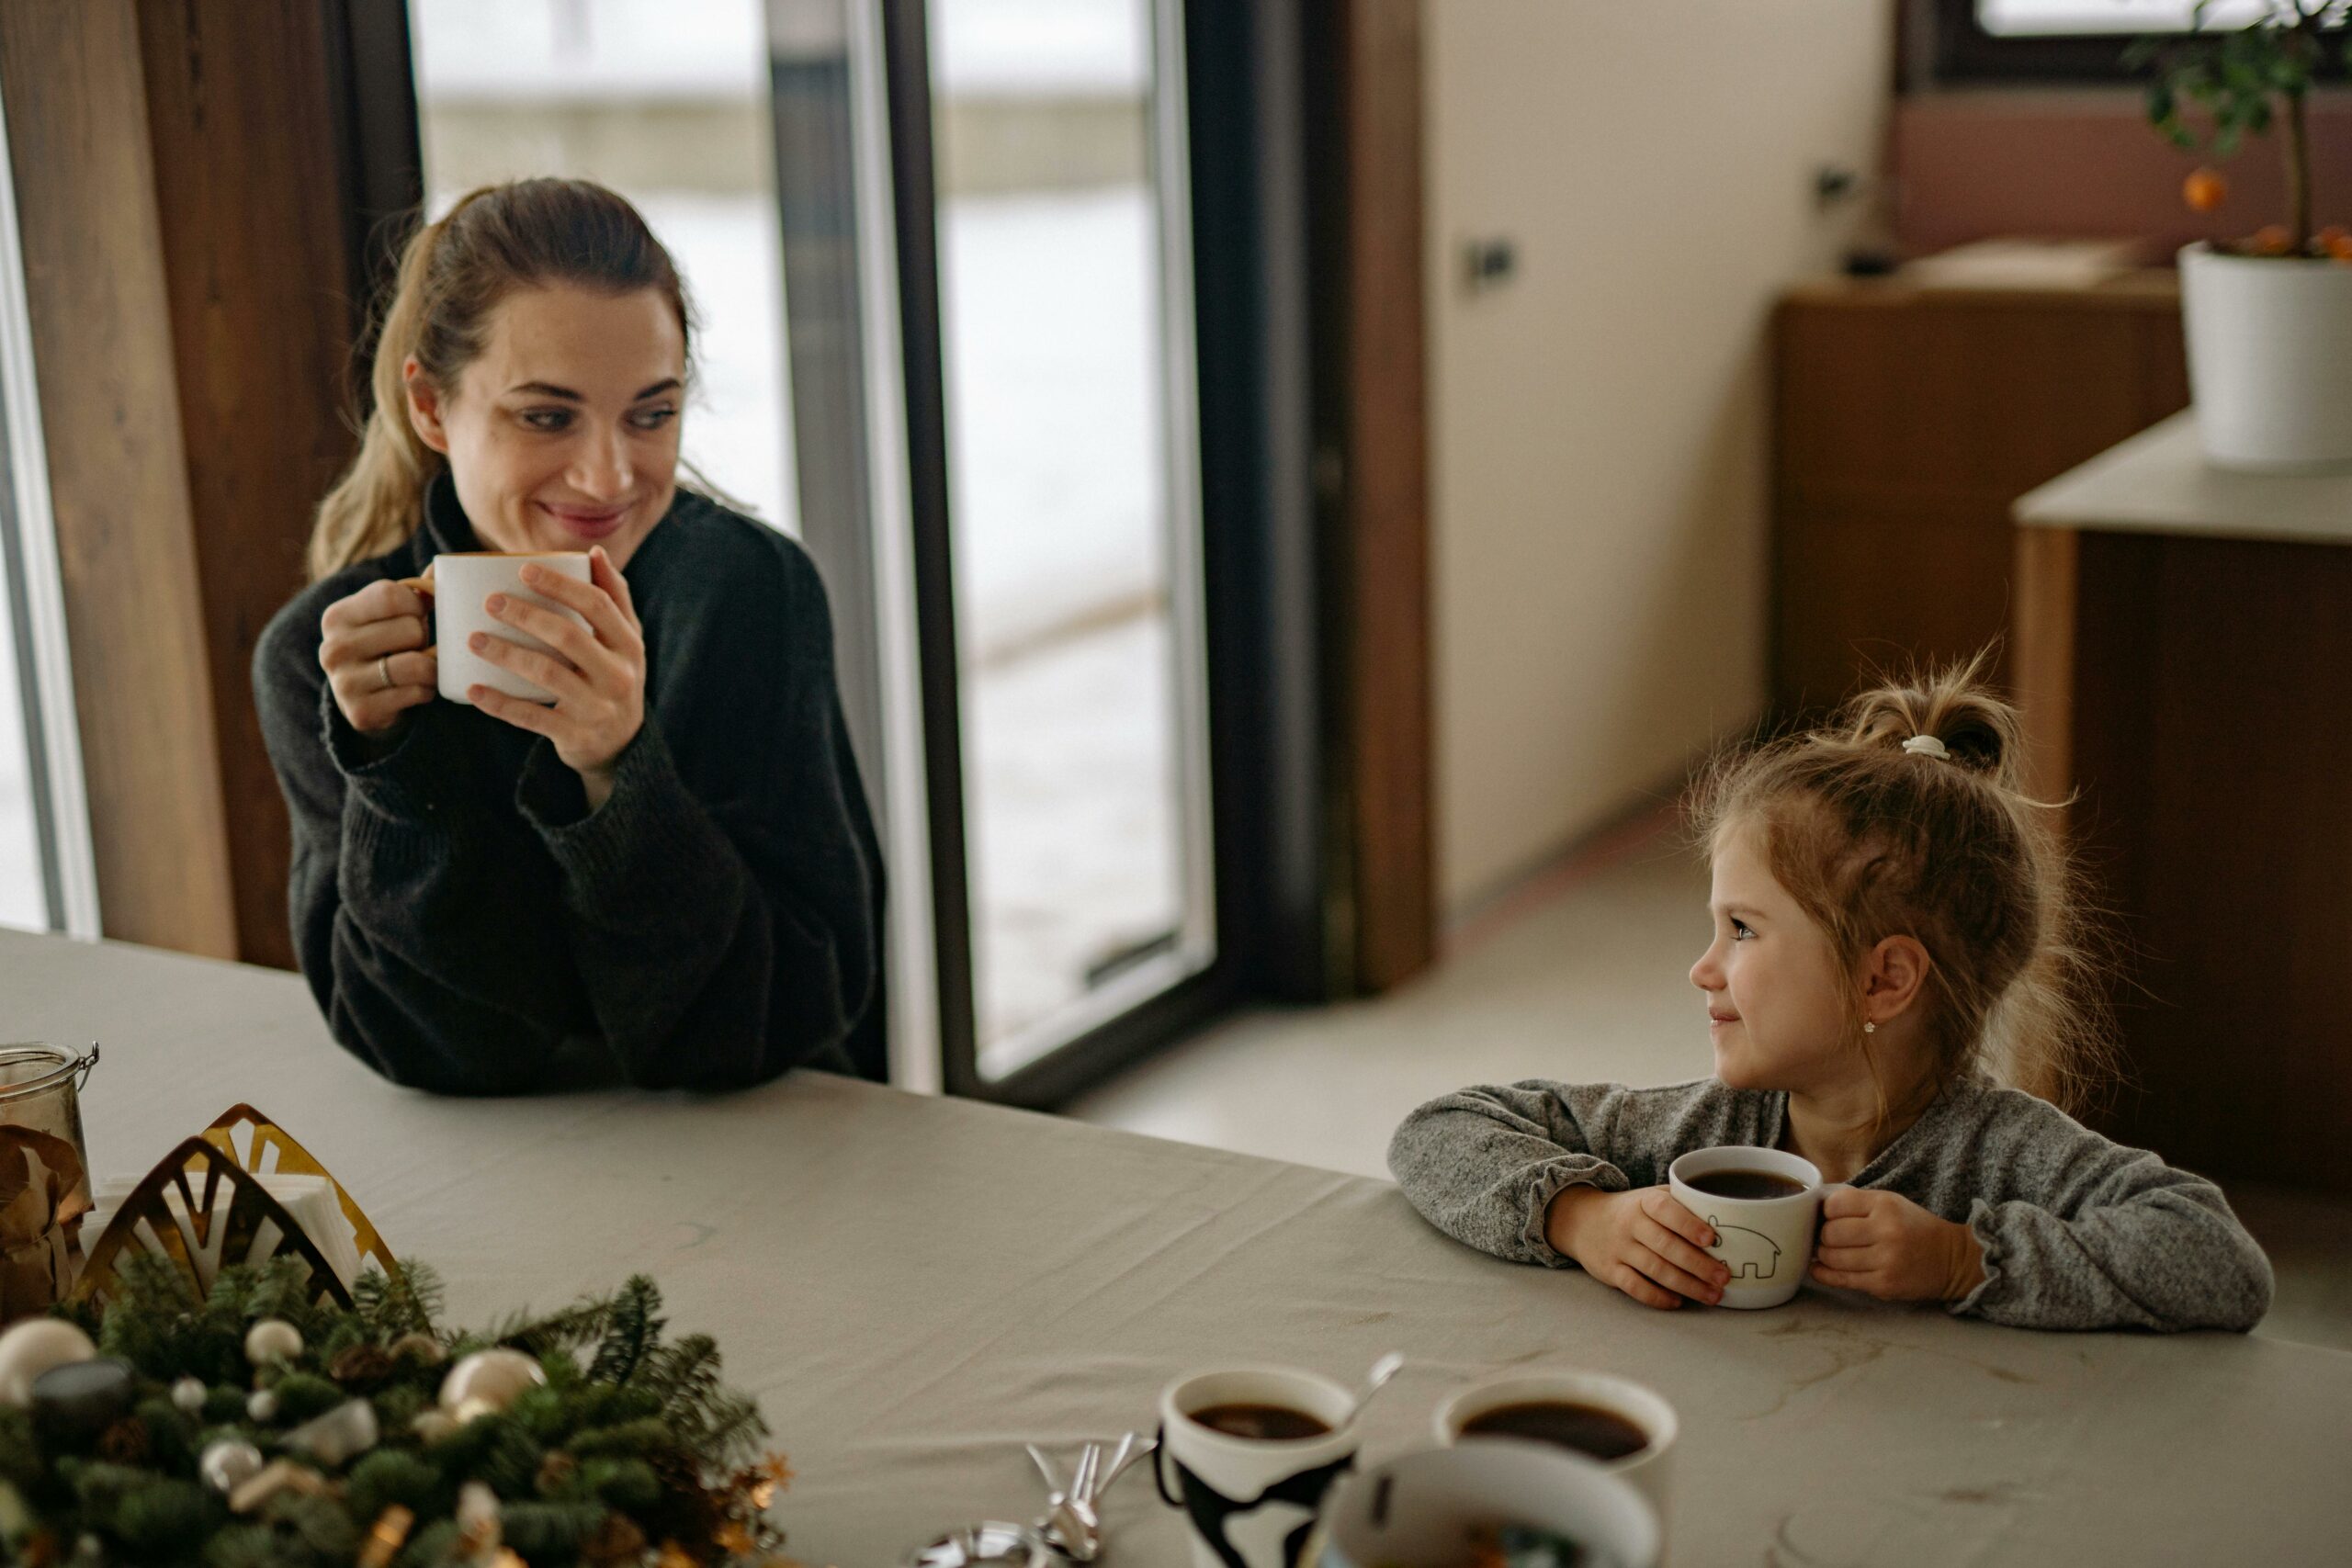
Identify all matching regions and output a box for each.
[1770,275,2188,715]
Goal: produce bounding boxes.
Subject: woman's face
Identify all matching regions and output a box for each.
[406,283,686,570]
[1688,819,1856,1096]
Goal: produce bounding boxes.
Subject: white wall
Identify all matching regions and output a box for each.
[1428,1,1893,911]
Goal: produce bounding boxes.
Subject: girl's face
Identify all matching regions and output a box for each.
[406,283,686,570]
[1689,819,1857,1095]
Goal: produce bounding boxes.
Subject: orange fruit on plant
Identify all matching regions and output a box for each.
[2184,168,2228,212]
[2253,224,2293,254]
[2328,231,2352,264]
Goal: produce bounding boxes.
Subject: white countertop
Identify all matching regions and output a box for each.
[2014,411,2352,545]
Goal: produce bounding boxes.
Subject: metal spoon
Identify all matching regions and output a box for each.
[1342,1351,1406,1427]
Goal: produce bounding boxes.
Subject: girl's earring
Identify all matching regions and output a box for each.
[1862,1021,1877,1034]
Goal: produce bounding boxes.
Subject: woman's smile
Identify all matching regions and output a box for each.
[537,498,633,543]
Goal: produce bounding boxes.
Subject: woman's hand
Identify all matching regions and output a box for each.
[468,546,646,809]
[1546,1186,1731,1310]
[320,577,435,735]
[1808,1187,1985,1303]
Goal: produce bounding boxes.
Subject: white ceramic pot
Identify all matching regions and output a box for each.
[2178,242,2352,470]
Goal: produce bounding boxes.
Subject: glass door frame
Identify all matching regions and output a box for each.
[875,0,1326,1107]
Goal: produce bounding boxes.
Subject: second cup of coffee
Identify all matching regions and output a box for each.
[1156,1367,1358,1568]
[432,552,592,705]
[1432,1369,1677,1517]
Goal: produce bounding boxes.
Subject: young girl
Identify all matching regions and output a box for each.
[1388,664,2272,1332]
[254,179,881,1095]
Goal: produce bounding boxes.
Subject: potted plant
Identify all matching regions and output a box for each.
[2132,1,2352,468]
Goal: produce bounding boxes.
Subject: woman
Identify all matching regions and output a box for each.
[254,178,883,1094]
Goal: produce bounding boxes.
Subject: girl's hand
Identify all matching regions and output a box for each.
[1546,1186,1731,1310]
[1809,1187,1986,1303]
[319,578,435,735]
[467,546,646,808]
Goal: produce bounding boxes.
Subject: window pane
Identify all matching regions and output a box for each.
[409,0,798,535]
[930,0,1214,1075]
[1978,1,2274,33]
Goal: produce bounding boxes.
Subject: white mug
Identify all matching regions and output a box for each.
[1666,1145,1826,1310]
[431,551,591,705]
[1319,1442,1659,1568]
[1156,1367,1360,1568]
[1432,1369,1678,1518]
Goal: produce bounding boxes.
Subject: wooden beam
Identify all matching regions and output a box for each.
[133,0,378,967]
[1338,0,1434,992]
[0,0,236,958]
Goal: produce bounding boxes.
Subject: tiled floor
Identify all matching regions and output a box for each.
[1070,822,2352,1352]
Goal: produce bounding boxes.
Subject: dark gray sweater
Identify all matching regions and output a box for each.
[1388,1075,2274,1333]
[253,478,884,1095]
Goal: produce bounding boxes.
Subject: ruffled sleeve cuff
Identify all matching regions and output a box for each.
[1946,1196,2007,1318]
[1518,1157,1630,1269]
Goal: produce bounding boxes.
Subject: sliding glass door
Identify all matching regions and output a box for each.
[922,0,1214,1087]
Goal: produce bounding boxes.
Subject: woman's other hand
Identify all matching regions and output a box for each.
[467,545,646,809]
[1546,1185,1731,1310]
[1808,1186,1986,1303]
[319,578,435,735]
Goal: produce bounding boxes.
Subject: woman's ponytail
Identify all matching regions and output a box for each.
[307,211,450,580]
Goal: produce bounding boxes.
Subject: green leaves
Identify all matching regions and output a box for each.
[2132,0,2339,159]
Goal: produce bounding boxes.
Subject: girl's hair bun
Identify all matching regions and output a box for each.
[1842,651,2020,789]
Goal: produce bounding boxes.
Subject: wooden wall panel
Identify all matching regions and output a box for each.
[134,0,370,968]
[2041,531,2352,1192]
[1771,276,2188,717]
[0,0,237,957]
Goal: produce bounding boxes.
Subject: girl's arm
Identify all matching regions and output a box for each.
[1386,1079,1747,1265]
[1951,1101,2274,1332]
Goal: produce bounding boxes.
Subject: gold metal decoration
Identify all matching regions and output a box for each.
[69,1136,356,1312]
[201,1104,394,1277]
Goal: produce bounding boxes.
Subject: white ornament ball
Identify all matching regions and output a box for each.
[246,1387,280,1424]
[0,1319,97,1406]
[457,1480,500,1534]
[171,1375,208,1416]
[437,1348,546,1414]
[285,1398,379,1467]
[411,1408,459,1444]
[243,1318,303,1366]
[199,1438,265,1495]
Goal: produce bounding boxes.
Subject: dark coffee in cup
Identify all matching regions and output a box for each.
[1684,1168,1808,1201]
[1458,1400,1651,1461]
[1189,1402,1332,1441]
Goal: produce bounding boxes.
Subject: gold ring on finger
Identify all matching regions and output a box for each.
[378,654,393,692]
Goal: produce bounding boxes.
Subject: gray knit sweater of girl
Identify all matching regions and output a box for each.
[1387,1076,2272,1333]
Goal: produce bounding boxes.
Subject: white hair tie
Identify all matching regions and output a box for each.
[1902,735,1951,760]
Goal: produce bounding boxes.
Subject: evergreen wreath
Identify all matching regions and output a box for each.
[0,1256,795,1567]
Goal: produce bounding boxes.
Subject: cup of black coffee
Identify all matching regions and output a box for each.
[1157,1367,1359,1568]
[1666,1145,1826,1309]
[1432,1371,1677,1519]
